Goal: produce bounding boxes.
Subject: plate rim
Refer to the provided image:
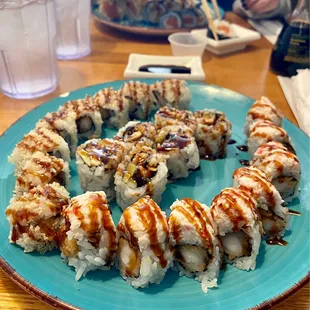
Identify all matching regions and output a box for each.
[0,80,309,309]
[0,255,308,310]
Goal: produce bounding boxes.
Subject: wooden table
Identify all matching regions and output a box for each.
[0,12,308,310]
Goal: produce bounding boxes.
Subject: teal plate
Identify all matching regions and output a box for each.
[0,80,309,310]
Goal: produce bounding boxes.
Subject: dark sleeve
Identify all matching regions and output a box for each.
[216,0,234,11]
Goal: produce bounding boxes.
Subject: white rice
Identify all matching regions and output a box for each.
[61,191,117,281]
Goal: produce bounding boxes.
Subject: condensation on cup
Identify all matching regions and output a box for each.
[56,0,91,60]
[0,0,59,99]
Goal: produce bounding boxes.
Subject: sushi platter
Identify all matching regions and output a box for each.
[92,1,225,36]
[0,79,309,310]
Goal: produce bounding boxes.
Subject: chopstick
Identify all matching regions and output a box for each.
[201,0,219,41]
[211,0,221,20]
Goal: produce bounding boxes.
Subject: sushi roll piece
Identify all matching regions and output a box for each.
[92,87,130,129]
[160,12,182,29]
[211,188,262,271]
[98,0,126,21]
[180,9,197,28]
[207,20,237,40]
[169,198,222,293]
[247,120,295,158]
[115,143,168,210]
[125,0,145,22]
[60,192,117,281]
[115,121,157,147]
[116,196,173,288]
[233,167,289,237]
[9,128,70,174]
[243,97,282,136]
[156,125,199,180]
[59,96,103,140]
[251,142,301,202]
[154,106,197,133]
[194,109,232,159]
[121,81,155,120]
[6,183,70,253]
[143,1,166,25]
[151,79,191,110]
[36,110,78,157]
[76,138,127,201]
[15,152,70,197]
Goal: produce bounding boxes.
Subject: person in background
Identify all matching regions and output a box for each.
[231,0,298,20]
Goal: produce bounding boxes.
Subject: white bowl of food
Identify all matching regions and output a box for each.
[191,20,261,55]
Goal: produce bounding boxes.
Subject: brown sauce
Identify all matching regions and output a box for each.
[138,199,168,268]
[228,139,236,145]
[162,81,166,99]
[172,199,212,246]
[132,165,156,188]
[11,223,35,243]
[157,134,191,151]
[251,102,279,115]
[18,129,57,153]
[82,140,121,166]
[70,194,116,264]
[263,159,284,174]
[201,155,217,161]
[239,159,250,166]
[42,185,69,213]
[119,197,168,276]
[288,209,301,216]
[212,188,254,231]
[236,168,275,207]
[169,216,181,244]
[183,198,213,238]
[147,182,154,197]
[10,214,59,244]
[266,237,288,246]
[236,145,248,152]
[190,166,201,172]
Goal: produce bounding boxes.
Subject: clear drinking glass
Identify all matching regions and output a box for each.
[55,0,91,59]
[0,0,59,99]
